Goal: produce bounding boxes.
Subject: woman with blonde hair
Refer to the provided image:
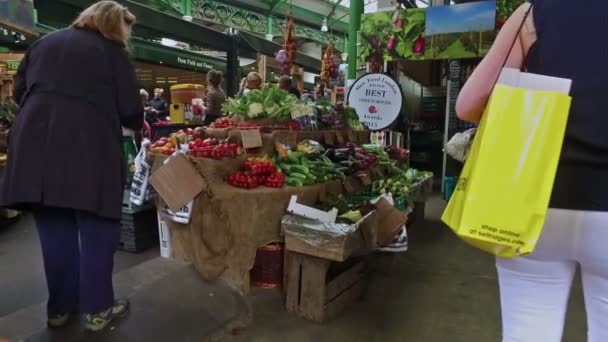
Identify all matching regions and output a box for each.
[0,1,142,332]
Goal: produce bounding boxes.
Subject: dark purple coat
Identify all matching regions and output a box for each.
[0,28,143,219]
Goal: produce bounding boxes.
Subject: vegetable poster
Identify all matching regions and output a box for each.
[497,0,526,28]
[359,0,499,64]
[359,8,426,70]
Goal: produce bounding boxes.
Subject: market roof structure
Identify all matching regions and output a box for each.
[138,0,349,50]
[37,0,241,95]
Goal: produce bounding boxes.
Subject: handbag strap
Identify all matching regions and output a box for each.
[494,4,534,85]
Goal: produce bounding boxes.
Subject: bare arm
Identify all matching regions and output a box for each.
[456,3,536,122]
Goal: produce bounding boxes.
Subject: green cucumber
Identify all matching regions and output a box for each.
[279,164,292,172]
[290,165,310,174]
[286,177,304,187]
[321,155,334,167]
[288,172,308,180]
[287,151,304,163]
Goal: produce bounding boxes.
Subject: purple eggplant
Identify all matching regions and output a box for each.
[395,18,403,29]
[387,35,396,51]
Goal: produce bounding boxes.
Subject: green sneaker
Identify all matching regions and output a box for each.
[47,313,70,328]
[84,299,130,332]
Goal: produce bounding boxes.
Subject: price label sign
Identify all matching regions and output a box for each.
[240,129,263,149]
[347,73,403,130]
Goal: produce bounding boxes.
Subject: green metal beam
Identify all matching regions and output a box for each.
[189,0,346,50]
[214,0,348,31]
[180,0,192,17]
[273,2,347,30]
[51,0,241,95]
[327,0,343,20]
[55,0,232,50]
[348,0,362,80]
[329,12,348,27]
[268,0,288,13]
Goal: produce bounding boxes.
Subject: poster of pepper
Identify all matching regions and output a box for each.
[359,8,426,70]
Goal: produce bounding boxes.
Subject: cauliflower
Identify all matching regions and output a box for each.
[290,104,313,119]
[247,103,264,118]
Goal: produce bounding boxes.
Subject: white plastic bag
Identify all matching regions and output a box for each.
[445,127,476,162]
[129,139,151,206]
[159,202,193,224]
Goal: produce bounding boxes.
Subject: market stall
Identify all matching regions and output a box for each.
[144,85,432,294]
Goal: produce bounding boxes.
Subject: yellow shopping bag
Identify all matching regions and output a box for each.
[442,68,572,257]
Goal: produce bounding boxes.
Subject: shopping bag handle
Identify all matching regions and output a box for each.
[493,4,534,86]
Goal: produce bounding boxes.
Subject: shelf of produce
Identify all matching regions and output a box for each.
[151,123,201,141]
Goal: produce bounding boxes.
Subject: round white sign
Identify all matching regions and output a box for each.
[347,73,403,130]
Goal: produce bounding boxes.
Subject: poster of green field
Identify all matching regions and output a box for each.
[424,1,497,59]
[359,8,426,69]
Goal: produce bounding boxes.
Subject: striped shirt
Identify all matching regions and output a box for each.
[205,87,226,117]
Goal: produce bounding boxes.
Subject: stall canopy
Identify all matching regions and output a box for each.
[39,0,241,96]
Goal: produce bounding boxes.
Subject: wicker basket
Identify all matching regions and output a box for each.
[250,243,284,289]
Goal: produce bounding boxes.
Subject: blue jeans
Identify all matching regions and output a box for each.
[34,207,121,315]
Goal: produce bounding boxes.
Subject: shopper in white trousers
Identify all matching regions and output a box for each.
[456,1,608,341]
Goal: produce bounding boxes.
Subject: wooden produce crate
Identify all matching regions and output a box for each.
[285,251,369,323]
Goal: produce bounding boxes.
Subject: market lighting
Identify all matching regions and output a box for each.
[321,18,328,32]
[161,38,178,47]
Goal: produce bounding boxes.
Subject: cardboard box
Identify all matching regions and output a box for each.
[283,211,377,262]
[149,153,205,212]
[375,198,408,246]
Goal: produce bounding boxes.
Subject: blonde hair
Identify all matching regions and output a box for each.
[72,1,136,47]
[246,72,262,89]
[247,72,262,82]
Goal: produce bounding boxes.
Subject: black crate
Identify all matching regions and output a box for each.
[119,236,158,253]
[119,207,158,253]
